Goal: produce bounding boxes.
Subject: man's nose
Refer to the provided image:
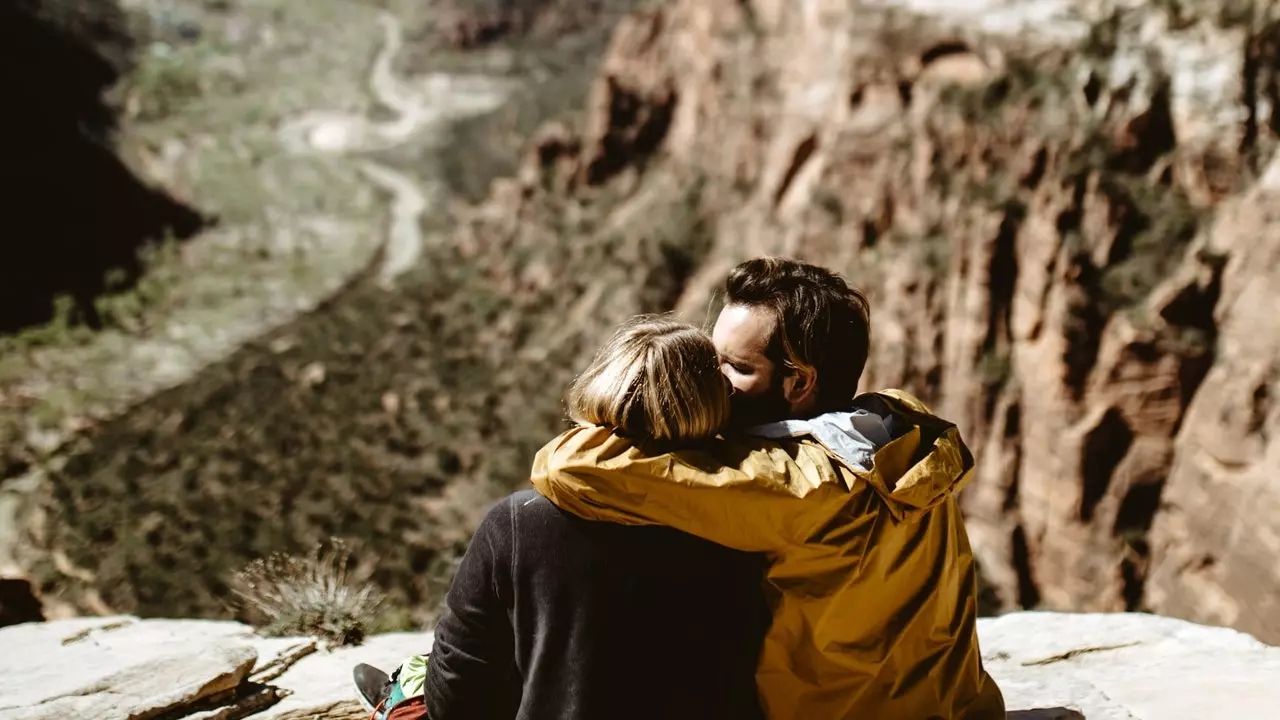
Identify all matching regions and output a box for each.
[717,364,736,386]
[721,373,737,394]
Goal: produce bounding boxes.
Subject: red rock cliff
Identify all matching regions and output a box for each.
[526,0,1280,639]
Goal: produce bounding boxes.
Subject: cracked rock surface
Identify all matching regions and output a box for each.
[0,617,426,720]
[3,613,1278,719]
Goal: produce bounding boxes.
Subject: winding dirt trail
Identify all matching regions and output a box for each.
[278,12,512,286]
[0,10,518,598]
[357,160,439,287]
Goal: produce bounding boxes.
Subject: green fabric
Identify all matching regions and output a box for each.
[396,654,430,697]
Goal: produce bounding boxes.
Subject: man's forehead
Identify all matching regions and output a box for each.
[713,304,774,355]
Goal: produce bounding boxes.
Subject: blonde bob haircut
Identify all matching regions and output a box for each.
[567,316,729,443]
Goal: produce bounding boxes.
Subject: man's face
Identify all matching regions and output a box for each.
[712,304,792,427]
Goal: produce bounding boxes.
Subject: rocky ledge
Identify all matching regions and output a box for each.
[0,616,426,720]
[1,612,1277,719]
[985,612,1279,719]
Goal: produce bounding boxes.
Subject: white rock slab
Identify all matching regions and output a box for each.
[5,612,1277,720]
[980,612,1280,720]
[0,616,258,720]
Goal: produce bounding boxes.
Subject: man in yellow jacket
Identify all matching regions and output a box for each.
[531,257,1006,719]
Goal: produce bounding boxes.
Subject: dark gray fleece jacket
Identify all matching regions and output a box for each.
[424,490,769,720]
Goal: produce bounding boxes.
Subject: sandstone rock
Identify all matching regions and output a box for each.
[1144,152,1280,641]
[981,611,1280,719]
[430,0,620,50]
[0,617,257,720]
[578,11,679,186]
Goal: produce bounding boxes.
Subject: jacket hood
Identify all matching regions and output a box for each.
[743,389,974,515]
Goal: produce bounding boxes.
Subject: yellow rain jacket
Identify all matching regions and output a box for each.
[530,389,1005,720]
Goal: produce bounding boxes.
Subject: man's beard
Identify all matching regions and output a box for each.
[728,385,792,428]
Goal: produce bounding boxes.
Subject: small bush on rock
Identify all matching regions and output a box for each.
[231,539,385,646]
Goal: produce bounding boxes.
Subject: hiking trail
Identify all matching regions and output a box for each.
[278,11,511,287]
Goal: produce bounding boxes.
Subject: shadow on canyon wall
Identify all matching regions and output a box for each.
[0,1,206,335]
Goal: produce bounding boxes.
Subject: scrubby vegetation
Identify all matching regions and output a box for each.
[231,539,387,645]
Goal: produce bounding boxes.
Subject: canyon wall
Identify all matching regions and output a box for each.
[529,0,1280,638]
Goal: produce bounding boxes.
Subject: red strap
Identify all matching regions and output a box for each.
[385,696,427,719]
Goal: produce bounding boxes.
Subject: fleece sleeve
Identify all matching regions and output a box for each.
[423,497,520,719]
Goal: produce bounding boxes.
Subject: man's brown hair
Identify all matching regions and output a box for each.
[724,257,871,409]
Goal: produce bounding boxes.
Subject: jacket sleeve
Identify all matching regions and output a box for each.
[529,426,852,553]
[424,498,519,719]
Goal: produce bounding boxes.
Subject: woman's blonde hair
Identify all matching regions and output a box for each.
[567,316,729,443]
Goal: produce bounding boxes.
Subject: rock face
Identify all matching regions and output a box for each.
[491,0,1280,639]
[430,0,635,49]
[0,616,428,720]
[1144,154,1280,640]
[1,613,1276,719]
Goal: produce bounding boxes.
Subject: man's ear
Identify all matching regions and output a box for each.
[782,364,819,408]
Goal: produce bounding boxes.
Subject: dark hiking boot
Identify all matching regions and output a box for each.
[353,662,392,714]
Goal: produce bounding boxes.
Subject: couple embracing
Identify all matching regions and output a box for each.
[358,257,1006,719]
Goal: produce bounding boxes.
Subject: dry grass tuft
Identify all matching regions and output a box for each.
[230,538,385,646]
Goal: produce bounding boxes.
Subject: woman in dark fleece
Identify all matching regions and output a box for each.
[410,317,769,719]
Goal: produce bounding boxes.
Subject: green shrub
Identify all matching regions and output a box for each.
[979,347,1013,389]
[128,43,204,121]
[1097,177,1207,313]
